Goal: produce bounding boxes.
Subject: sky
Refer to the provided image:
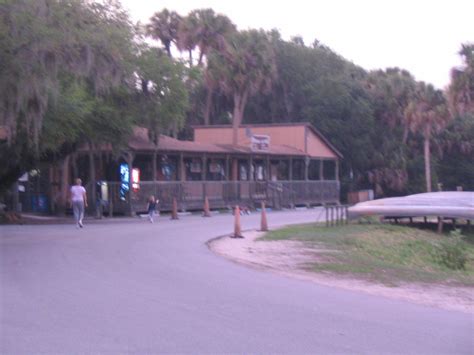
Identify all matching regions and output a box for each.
[120,0,473,89]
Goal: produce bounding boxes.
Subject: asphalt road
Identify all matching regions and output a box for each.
[1,209,473,354]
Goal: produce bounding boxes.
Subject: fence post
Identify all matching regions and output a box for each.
[325,205,329,227]
[260,201,268,232]
[437,216,444,234]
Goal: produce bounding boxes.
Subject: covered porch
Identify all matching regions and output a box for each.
[80,149,340,214]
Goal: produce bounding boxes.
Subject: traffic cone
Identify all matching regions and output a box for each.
[232,205,243,238]
[203,196,211,217]
[171,197,179,220]
[260,201,268,232]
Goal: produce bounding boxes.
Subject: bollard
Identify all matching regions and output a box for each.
[260,201,268,232]
[231,205,243,238]
[171,197,179,220]
[203,196,211,217]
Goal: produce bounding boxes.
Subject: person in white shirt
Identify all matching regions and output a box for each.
[70,178,88,228]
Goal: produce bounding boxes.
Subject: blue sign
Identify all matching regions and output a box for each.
[120,163,129,201]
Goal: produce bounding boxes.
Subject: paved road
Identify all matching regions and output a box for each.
[1,209,472,353]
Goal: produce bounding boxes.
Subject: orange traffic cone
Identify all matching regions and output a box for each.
[171,197,179,220]
[232,205,243,238]
[203,196,211,217]
[260,201,268,231]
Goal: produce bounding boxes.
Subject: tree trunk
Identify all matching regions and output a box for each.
[204,88,212,125]
[88,144,96,215]
[232,90,249,146]
[188,50,193,67]
[59,155,71,215]
[282,83,293,121]
[165,43,172,58]
[402,126,409,144]
[232,94,243,146]
[198,50,204,66]
[423,137,432,192]
[72,153,78,180]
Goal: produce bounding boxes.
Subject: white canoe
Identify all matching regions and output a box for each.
[348,192,474,220]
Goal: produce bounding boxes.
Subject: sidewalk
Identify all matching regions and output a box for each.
[1,210,226,225]
[2,212,140,225]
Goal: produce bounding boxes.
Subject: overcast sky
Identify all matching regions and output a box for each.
[120,0,473,89]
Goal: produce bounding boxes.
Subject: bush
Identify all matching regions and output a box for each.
[434,230,467,270]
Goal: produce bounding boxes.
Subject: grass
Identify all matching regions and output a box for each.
[260,222,474,286]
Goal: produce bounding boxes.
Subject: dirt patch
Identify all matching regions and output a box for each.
[209,230,474,314]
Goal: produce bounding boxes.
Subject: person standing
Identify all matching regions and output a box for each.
[70,178,88,228]
[146,195,158,223]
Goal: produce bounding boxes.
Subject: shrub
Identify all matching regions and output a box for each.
[434,230,467,270]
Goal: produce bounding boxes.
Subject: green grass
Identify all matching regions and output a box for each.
[260,223,474,286]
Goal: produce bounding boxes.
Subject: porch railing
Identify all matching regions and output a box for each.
[101,180,340,215]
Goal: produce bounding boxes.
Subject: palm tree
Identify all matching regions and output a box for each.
[404,83,449,192]
[447,44,474,116]
[184,9,236,66]
[147,9,181,57]
[178,10,235,125]
[176,15,199,67]
[366,68,416,143]
[207,30,277,145]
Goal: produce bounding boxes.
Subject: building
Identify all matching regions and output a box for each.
[27,123,343,214]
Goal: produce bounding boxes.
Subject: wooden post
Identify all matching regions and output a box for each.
[289,157,293,181]
[231,205,243,238]
[266,155,271,181]
[319,159,324,181]
[248,155,253,181]
[335,160,339,181]
[171,197,179,220]
[203,196,211,217]
[325,205,329,227]
[304,157,309,181]
[108,183,113,217]
[289,157,294,208]
[201,155,207,181]
[180,153,185,182]
[437,217,444,234]
[232,158,238,181]
[152,151,157,182]
[260,201,268,232]
[225,155,230,181]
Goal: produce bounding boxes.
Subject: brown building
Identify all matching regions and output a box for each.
[41,123,342,214]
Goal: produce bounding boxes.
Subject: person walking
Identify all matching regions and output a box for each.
[70,178,88,228]
[147,195,158,223]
